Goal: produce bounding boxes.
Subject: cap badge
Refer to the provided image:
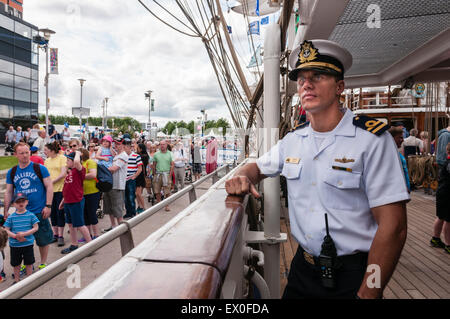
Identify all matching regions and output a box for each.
[299,41,318,64]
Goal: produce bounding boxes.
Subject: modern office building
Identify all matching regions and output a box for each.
[0,0,39,141]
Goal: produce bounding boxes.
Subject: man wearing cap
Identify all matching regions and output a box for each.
[225,39,410,298]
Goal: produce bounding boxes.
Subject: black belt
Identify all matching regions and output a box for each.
[299,246,368,268]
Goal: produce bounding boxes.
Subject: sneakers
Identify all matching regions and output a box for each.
[50,236,58,244]
[445,246,450,254]
[12,265,34,279]
[102,227,113,233]
[38,264,47,270]
[123,214,135,220]
[78,237,86,243]
[136,207,144,214]
[57,237,65,247]
[430,237,446,248]
[61,245,78,254]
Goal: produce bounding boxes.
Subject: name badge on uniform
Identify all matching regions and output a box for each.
[285,157,300,164]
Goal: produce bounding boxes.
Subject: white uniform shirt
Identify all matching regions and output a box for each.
[256,109,410,256]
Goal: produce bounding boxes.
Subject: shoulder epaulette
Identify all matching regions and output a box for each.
[353,115,389,136]
[290,121,310,132]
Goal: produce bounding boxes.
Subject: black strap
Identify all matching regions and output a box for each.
[11,163,44,191]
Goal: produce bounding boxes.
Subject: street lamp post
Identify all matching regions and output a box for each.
[77,79,86,132]
[200,109,206,136]
[104,97,109,129]
[101,100,105,129]
[145,90,152,137]
[34,28,55,137]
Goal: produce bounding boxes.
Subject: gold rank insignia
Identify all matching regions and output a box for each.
[353,115,389,136]
[334,157,355,163]
[285,157,300,164]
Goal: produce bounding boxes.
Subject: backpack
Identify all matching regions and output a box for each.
[10,163,44,191]
[96,163,113,192]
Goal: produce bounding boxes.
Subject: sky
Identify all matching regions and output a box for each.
[22,0,279,129]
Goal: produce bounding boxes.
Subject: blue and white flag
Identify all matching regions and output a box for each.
[64,122,69,128]
[261,16,269,25]
[256,0,260,16]
[248,21,260,35]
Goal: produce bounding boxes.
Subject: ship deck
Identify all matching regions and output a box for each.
[280,191,450,299]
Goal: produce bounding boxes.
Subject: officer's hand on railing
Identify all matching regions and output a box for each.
[225,175,260,198]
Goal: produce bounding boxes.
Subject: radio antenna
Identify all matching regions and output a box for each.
[325,213,330,236]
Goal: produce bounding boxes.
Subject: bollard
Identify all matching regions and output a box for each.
[189,187,197,203]
[119,221,135,256]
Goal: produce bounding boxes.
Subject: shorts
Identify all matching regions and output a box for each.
[436,188,450,222]
[64,198,86,228]
[153,174,171,196]
[193,163,202,174]
[34,213,54,247]
[84,192,101,226]
[10,245,35,267]
[136,174,146,188]
[103,189,125,218]
[50,192,66,227]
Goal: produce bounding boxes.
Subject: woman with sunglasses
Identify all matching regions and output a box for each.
[67,139,80,154]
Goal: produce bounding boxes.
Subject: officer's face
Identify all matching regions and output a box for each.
[297,70,344,114]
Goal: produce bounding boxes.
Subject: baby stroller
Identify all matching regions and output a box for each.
[5,143,14,156]
[185,164,193,183]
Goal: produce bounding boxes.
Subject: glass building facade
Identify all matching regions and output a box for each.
[0,10,38,141]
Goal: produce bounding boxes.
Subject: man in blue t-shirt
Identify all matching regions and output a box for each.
[3,142,54,270]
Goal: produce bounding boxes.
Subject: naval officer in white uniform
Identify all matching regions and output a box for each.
[225,39,410,299]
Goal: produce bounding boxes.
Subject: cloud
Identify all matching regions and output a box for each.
[23,0,249,128]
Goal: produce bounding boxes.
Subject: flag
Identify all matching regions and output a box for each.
[151,99,155,111]
[248,21,260,35]
[227,25,232,33]
[64,122,69,128]
[247,45,262,68]
[261,16,269,25]
[49,48,58,74]
[256,0,260,16]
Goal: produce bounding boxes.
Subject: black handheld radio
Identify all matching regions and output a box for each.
[319,213,337,289]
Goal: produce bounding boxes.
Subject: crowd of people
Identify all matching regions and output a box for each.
[0,128,224,285]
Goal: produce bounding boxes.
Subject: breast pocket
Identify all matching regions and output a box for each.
[281,163,302,180]
[323,168,363,210]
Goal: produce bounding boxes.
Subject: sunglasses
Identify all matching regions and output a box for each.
[70,145,78,148]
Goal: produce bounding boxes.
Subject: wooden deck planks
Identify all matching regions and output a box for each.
[279,191,450,299]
